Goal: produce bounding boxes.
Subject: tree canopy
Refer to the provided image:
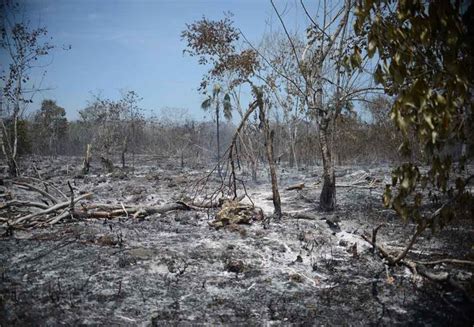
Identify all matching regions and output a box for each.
[354,0,473,235]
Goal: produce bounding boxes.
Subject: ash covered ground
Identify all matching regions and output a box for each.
[1,156,473,326]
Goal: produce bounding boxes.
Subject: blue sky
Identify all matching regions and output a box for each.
[8,0,312,121]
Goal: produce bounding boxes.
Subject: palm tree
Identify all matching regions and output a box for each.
[201,84,232,177]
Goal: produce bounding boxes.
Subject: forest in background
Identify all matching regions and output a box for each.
[7,94,419,165]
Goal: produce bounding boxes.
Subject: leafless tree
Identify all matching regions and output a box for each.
[268,0,380,210]
[0,1,55,176]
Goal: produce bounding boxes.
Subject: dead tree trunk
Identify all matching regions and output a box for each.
[82,144,92,175]
[121,136,128,169]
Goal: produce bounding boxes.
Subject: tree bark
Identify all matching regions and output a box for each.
[251,160,258,182]
[289,134,298,169]
[319,124,336,211]
[260,107,282,218]
[216,103,222,178]
[0,119,19,177]
[6,73,23,177]
[7,157,19,177]
[82,144,92,175]
[101,156,115,173]
[0,76,21,177]
[121,136,128,169]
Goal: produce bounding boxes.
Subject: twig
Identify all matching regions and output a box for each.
[120,202,129,218]
[336,184,379,189]
[361,233,396,265]
[371,224,385,254]
[19,176,68,200]
[67,181,74,220]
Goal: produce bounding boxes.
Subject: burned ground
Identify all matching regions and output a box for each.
[1,156,473,326]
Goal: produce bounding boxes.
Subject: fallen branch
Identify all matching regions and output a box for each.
[3,180,246,229]
[18,176,68,201]
[335,184,379,189]
[0,200,50,210]
[68,181,75,220]
[12,181,60,204]
[413,259,474,266]
[376,196,456,266]
[371,224,385,254]
[361,231,473,302]
[361,233,396,265]
[8,198,194,227]
[228,100,259,199]
[11,192,93,226]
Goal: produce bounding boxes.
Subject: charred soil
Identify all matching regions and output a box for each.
[1,156,473,326]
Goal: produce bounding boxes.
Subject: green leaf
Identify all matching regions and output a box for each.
[374,65,383,84]
[351,46,362,68]
[201,97,212,111]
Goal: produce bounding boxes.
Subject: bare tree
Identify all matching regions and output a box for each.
[118,90,144,170]
[268,0,379,210]
[0,1,55,176]
[257,32,307,169]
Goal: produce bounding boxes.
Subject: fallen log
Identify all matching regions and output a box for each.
[289,212,319,220]
[286,183,305,191]
[65,202,194,222]
[80,201,197,215]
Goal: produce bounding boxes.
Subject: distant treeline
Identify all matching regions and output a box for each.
[6,95,471,171]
